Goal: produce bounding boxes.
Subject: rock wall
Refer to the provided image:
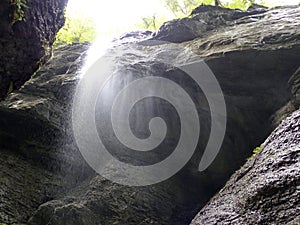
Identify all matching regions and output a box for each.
[0,0,68,99]
[0,43,92,224]
[191,109,300,225]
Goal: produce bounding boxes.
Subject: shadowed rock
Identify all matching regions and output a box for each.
[191,109,300,225]
[0,0,68,99]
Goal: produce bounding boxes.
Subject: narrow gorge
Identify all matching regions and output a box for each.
[0,1,299,225]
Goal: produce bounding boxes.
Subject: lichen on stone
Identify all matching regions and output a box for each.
[9,0,28,24]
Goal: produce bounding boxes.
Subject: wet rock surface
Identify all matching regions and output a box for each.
[0,5,299,225]
[0,43,93,224]
[191,109,300,225]
[0,0,68,99]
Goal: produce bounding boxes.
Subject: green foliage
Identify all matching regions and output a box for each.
[224,0,267,10]
[247,145,262,160]
[137,0,270,30]
[224,0,250,10]
[10,0,28,24]
[7,81,14,94]
[162,0,267,18]
[137,0,216,30]
[136,14,167,31]
[252,146,261,155]
[164,0,215,17]
[54,14,97,46]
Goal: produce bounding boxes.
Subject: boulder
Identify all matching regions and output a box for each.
[152,5,268,43]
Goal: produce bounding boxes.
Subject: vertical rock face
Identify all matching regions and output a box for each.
[0,43,92,224]
[0,0,68,99]
[191,109,300,225]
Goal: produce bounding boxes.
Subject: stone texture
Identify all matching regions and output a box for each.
[0,0,68,99]
[0,43,93,224]
[191,109,300,225]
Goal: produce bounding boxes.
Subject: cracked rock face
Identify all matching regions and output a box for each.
[191,109,300,225]
[0,0,68,99]
[0,5,299,225]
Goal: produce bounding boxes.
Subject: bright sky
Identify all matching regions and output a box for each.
[67,0,172,37]
[67,0,299,39]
